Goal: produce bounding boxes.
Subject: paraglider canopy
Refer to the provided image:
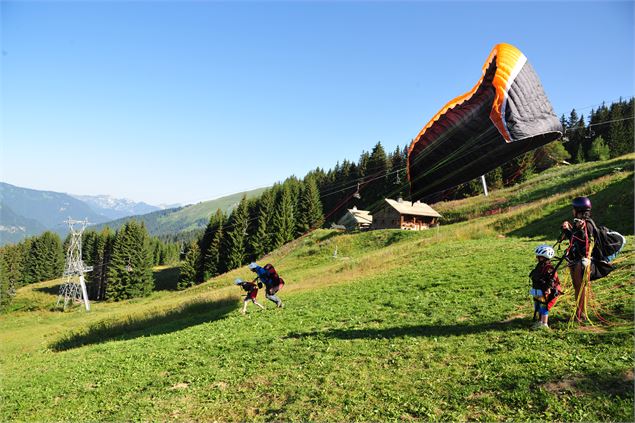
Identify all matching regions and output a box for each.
[407,43,563,199]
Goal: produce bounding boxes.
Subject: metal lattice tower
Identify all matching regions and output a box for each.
[56,218,93,311]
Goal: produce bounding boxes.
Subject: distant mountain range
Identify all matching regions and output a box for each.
[71,194,162,220]
[0,182,171,245]
[92,188,268,237]
[0,182,267,246]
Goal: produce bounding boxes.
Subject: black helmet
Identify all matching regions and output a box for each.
[572,196,592,211]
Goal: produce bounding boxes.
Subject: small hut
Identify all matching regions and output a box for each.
[371,198,441,230]
[337,206,373,231]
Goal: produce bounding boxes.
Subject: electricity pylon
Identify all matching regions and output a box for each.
[56,218,93,311]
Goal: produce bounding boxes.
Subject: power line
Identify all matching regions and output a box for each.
[564,115,635,133]
[563,96,634,113]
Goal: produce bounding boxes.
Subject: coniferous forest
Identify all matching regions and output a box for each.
[0,223,180,309]
[1,98,632,307]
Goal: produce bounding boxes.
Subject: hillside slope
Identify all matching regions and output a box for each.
[0,203,47,245]
[93,187,268,236]
[0,182,111,244]
[1,158,633,421]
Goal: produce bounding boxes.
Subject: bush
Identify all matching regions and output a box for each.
[588,136,610,161]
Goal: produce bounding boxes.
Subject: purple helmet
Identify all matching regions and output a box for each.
[572,196,592,211]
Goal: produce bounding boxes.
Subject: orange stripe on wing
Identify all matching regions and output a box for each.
[489,43,524,143]
[407,43,525,183]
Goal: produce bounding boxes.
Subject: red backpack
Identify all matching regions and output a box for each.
[263,263,282,285]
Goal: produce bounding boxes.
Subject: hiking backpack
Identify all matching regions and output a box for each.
[263,263,281,284]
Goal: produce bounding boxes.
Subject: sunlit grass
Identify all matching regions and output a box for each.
[1,156,633,421]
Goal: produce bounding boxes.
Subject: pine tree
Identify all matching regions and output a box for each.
[42,231,64,280]
[365,142,389,209]
[222,196,249,272]
[200,209,225,279]
[244,198,260,262]
[608,101,629,157]
[24,232,64,284]
[357,151,370,179]
[87,228,112,301]
[388,145,408,198]
[14,239,31,287]
[106,221,154,301]
[0,247,17,311]
[564,109,585,160]
[177,241,200,290]
[199,211,219,280]
[297,176,324,234]
[271,184,295,249]
[250,190,274,260]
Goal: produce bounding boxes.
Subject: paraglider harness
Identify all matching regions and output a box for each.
[561,218,626,281]
[530,255,563,321]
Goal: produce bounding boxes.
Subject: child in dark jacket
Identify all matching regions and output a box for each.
[529,244,562,329]
[235,278,265,314]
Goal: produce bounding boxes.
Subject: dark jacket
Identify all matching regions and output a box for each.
[563,218,595,262]
[530,260,561,300]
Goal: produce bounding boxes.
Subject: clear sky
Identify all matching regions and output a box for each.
[1,1,633,205]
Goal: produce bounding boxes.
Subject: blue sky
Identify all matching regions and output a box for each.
[1,1,633,205]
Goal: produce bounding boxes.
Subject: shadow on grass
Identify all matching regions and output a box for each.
[507,159,633,208]
[539,368,634,399]
[316,230,345,243]
[286,318,526,340]
[50,297,236,352]
[508,174,634,239]
[153,266,180,291]
[33,284,62,295]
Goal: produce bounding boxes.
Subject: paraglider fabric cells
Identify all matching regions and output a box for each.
[407,43,563,199]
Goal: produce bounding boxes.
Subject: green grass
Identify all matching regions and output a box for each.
[433,154,634,226]
[1,157,633,421]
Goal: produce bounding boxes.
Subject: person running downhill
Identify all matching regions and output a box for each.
[529,244,562,330]
[249,262,284,308]
[561,196,595,322]
[234,278,265,314]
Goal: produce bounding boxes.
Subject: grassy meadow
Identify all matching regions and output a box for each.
[1,156,633,421]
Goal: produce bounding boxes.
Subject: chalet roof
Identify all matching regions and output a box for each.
[345,206,373,224]
[384,198,442,218]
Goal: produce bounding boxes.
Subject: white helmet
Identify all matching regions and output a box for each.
[234,278,244,285]
[248,262,258,270]
[534,244,555,259]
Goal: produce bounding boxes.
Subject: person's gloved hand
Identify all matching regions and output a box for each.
[581,257,590,267]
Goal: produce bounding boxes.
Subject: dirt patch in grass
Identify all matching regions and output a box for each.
[575,324,608,334]
[607,369,635,396]
[503,313,527,323]
[542,376,583,395]
[169,382,189,390]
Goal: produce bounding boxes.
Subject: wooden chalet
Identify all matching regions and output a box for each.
[337,206,373,231]
[371,198,441,230]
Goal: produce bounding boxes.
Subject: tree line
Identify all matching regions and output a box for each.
[0,223,181,310]
[309,97,633,207]
[560,97,634,163]
[177,176,323,289]
[2,98,630,307]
